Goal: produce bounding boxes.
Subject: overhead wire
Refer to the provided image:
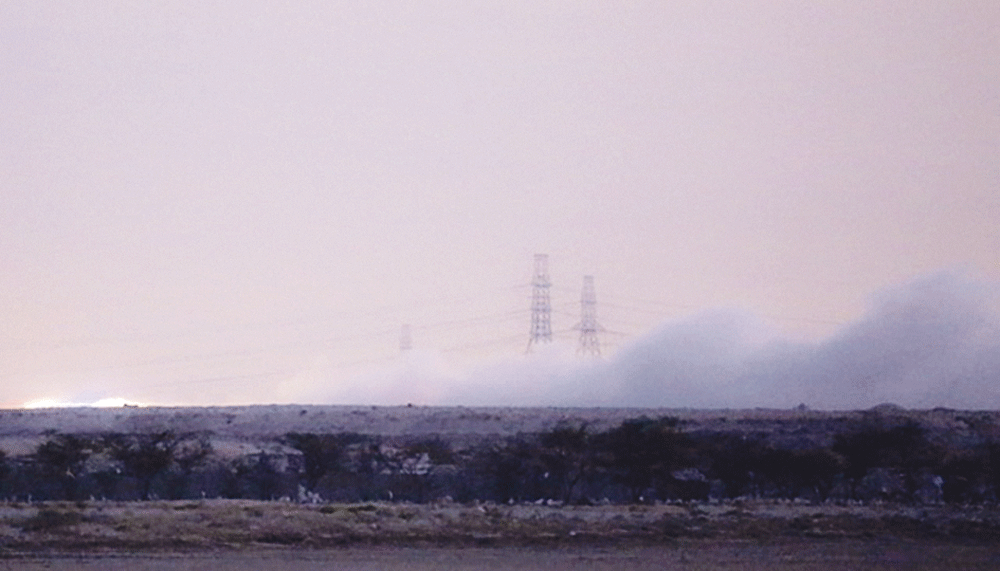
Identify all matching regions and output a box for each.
[7,271,865,395]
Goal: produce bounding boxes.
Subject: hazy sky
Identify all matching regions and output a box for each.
[2,2,998,409]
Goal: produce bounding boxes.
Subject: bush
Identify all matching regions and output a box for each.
[597,417,692,502]
[33,434,95,500]
[0,450,9,493]
[832,419,941,500]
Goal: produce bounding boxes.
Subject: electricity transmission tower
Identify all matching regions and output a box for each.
[575,275,602,356]
[526,254,552,352]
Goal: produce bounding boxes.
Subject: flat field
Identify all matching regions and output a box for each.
[1,500,999,569]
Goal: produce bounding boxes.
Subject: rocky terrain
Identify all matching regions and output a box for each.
[2,404,1000,567]
[2,405,999,504]
[2,403,993,448]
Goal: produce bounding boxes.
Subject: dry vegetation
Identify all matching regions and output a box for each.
[2,405,1000,567]
[2,500,1000,569]
[1,498,999,553]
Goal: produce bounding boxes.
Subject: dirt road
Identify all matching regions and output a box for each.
[3,542,1000,571]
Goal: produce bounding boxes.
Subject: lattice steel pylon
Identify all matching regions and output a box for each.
[575,275,603,356]
[526,254,553,353]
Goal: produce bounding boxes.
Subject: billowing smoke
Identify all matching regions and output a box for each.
[320,271,1000,410]
[752,271,1000,409]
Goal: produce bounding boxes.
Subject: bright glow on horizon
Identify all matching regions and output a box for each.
[23,397,145,409]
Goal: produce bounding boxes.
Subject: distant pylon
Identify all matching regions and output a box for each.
[400,323,412,352]
[575,275,602,356]
[526,254,552,352]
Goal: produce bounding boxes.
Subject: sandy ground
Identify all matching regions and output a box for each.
[3,542,1000,571]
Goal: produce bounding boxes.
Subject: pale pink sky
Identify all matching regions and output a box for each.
[1,2,998,408]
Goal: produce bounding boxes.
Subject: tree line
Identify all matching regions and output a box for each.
[2,415,999,504]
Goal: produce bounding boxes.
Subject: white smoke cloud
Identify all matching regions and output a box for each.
[319,271,1000,410]
[602,308,780,408]
[317,349,464,406]
[756,271,1000,409]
